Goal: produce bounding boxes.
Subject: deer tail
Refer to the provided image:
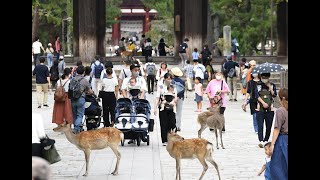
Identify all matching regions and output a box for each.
[120,132,124,141]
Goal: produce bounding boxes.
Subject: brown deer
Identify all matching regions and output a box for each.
[53,123,124,176]
[197,95,225,149]
[166,130,221,180]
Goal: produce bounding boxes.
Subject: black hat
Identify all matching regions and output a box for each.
[121,37,125,41]
[130,63,140,70]
[105,61,113,68]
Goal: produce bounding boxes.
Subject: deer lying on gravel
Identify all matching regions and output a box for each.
[53,123,124,176]
[197,95,225,149]
[166,130,221,180]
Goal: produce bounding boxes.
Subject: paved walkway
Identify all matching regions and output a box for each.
[33,90,273,180]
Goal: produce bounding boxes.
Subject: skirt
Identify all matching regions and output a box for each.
[270,134,288,180]
[194,93,203,102]
[52,93,73,125]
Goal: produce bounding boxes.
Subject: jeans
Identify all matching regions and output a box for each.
[253,113,258,133]
[33,53,40,67]
[256,111,274,142]
[47,53,53,68]
[71,97,85,132]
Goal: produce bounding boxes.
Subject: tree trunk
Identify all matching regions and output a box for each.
[73,0,79,57]
[206,5,214,48]
[277,1,288,56]
[78,0,97,65]
[213,13,221,56]
[96,0,106,59]
[32,5,40,42]
[174,0,182,59]
[182,0,208,58]
[261,39,266,55]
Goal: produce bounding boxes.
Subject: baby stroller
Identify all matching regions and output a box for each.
[114,97,154,146]
[82,94,102,130]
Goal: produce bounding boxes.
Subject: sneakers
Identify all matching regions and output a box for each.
[258,141,264,148]
[43,104,49,107]
[162,142,167,146]
[38,105,41,108]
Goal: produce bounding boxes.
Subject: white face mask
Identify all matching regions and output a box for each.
[252,73,258,78]
[216,75,222,80]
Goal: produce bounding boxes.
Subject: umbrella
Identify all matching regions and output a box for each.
[252,62,286,74]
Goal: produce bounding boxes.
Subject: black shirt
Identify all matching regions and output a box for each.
[33,64,49,84]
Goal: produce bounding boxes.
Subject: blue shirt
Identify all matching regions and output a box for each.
[172,77,185,99]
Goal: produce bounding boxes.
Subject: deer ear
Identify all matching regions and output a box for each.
[172,128,177,133]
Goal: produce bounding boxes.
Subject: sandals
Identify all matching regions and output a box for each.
[242,104,246,112]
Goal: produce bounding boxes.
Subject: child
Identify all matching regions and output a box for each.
[194,77,204,112]
[192,48,200,62]
[258,142,272,180]
[127,78,140,99]
[183,60,194,91]
[160,85,177,113]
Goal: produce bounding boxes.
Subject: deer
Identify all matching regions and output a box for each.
[166,130,221,180]
[53,123,124,176]
[197,94,225,149]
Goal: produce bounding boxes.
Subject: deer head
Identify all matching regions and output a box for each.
[53,122,71,132]
[167,129,184,142]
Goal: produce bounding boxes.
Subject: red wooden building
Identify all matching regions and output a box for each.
[112,0,157,45]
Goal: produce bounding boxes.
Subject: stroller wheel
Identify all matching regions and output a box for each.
[121,139,125,146]
[147,135,150,146]
[137,136,141,146]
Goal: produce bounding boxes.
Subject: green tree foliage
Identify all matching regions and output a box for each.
[32,0,72,45]
[142,0,174,46]
[209,0,277,55]
[106,0,122,27]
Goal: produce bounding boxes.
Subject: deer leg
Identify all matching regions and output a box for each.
[206,156,221,180]
[214,129,219,149]
[198,157,209,180]
[175,158,181,180]
[109,144,121,175]
[83,149,91,176]
[198,124,207,138]
[219,129,225,149]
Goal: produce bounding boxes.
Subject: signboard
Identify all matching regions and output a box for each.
[121,20,143,33]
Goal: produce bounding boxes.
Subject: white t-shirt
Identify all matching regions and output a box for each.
[156,68,169,81]
[119,66,132,80]
[32,113,46,144]
[101,77,118,92]
[193,63,206,79]
[32,41,43,54]
[121,76,147,92]
[100,69,117,80]
[56,78,70,92]
[156,80,177,98]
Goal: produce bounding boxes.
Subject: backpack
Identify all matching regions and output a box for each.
[50,67,59,81]
[171,80,185,98]
[145,45,153,51]
[258,89,273,112]
[179,43,186,53]
[94,63,103,78]
[68,77,84,100]
[228,68,235,78]
[146,64,156,76]
[54,79,69,102]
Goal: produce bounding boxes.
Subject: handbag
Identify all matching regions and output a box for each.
[42,144,61,164]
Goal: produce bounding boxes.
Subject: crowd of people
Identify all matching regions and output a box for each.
[32,35,287,179]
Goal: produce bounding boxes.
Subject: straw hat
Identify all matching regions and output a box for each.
[171,67,183,77]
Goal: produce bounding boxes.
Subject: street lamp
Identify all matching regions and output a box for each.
[62,17,72,55]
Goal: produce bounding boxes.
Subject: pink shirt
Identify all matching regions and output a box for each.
[205,79,230,107]
[55,40,60,52]
[194,83,203,96]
